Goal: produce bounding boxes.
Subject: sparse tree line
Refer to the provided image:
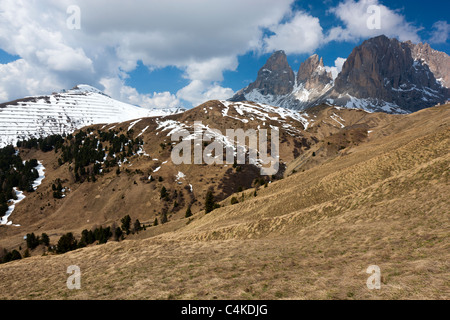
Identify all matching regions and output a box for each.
[0,215,145,264]
[17,129,144,184]
[229,177,269,206]
[1,175,271,264]
[157,183,195,224]
[17,134,65,153]
[155,178,270,224]
[156,186,220,225]
[52,179,66,199]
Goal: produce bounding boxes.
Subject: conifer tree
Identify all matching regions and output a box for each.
[121,215,131,235]
[185,206,192,218]
[40,233,50,247]
[205,189,219,214]
[133,219,142,233]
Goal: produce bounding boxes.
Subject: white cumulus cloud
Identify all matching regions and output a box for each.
[0,0,294,107]
[100,77,182,109]
[263,11,324,55]
[327,0,421,43]
[429,21,450,44]
[325,57,347,80]
[177,80,235,107]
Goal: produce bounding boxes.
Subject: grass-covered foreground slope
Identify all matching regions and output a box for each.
[0,104,448,300]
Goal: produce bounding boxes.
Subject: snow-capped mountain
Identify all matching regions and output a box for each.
[0,84,184,147]
[230,35,450,114]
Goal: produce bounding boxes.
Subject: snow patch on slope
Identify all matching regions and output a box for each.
[220,101,312,130]
[0,86,184,148]
[1,161,45,226]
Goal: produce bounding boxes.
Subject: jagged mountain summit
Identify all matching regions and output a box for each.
[245,50,295,96]
[0,85,185,147]
[408,41,450,88]
[230,35,450,114]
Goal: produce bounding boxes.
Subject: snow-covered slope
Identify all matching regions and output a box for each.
[241,82,334,112]
[0,85,184,147]
[155,100,313,141]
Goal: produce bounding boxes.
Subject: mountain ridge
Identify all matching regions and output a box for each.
[0,85,185,148]
[0,101,448,299]
[231,35,450,114]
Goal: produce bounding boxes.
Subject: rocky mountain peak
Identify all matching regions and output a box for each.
[240,50,295,97]
[407,41,450,88]
[263,50,291,72]
[297,54,333,90]
[332,35,449,112]
[230,35,449,114]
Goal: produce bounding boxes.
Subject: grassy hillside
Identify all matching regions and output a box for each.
[0,104,448,300]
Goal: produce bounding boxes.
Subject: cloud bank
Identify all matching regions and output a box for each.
[0,0,439,108]
[326,0,422,43]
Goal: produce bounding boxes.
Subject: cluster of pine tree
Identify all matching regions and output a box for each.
[0,232,50,264]
[0,249,22,264]
[157,185,187,225]
[0,215,146,264]
[56,129,144,183]
[54,215,143,254]
[0,145,40,218]
[17,134,65,153]
[205,189,220,214]
[26,232,49,250]
[52,179,65,199]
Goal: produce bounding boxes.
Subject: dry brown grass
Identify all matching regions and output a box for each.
[0,105,448,300]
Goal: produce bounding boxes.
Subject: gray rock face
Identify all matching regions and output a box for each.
[247,50,295,96]
[297,54,333,91]
[230,35,450,114]
[407,41,450,88]
[230,52,333,110]
[331,35,449,112]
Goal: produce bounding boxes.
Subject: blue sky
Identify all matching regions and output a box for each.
[0,0,448,108]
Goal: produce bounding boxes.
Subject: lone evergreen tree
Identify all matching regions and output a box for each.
[160,186,168,201]
[121,215,131,235]
[40,233,50,247]
[9,250,22,262]
[185,206,192,218]
[205,189,219,214]
[26,233,39,250]
[114,227,123,241]
[133,219,142,233]
[160,207,168,224]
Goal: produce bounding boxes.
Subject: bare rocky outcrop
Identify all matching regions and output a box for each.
[297,54,333,91]
[231,50,295,101]
[407,41,450,88]
[331,35,449,112]
[230,35,450,114]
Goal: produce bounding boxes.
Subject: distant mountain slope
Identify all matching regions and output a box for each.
[231,35,450,114]
[0,99,393,239]
[0,85,184,147]
[0,102,448,300]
